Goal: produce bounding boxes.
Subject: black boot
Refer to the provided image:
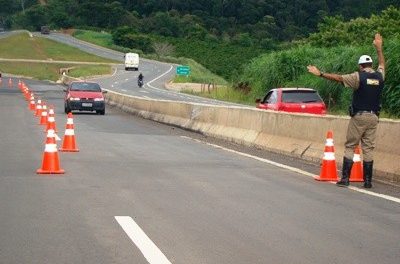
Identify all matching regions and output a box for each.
[337,157,353,187]
[363,161,373,188]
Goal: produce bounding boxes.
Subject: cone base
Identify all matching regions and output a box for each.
[37,169,65,174]
[314,175,339,181]
[59,148,79,152]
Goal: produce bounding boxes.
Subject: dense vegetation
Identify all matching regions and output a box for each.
[2,1,399,42]
[238,7,400,117]
[1,1,399,80]
[1,1,399,116]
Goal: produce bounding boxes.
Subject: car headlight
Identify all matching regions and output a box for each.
[94,98,104,101]
[69,97,80,101]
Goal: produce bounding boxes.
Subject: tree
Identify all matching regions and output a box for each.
[152,42,175,57]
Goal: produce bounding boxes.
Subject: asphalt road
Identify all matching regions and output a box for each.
[1,78,399,264]
[36,32,243,106]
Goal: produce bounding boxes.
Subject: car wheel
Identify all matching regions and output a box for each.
[97,109,105,115]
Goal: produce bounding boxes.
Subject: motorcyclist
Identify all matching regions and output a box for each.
[138,73,144,87]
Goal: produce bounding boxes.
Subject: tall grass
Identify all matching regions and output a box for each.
[239,35,400,117]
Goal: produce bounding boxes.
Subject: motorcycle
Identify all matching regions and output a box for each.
[137,78,144,88]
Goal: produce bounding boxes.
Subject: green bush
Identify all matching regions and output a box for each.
[308,6,400,47]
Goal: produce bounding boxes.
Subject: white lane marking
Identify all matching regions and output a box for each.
[140,90,149,93]
[347,186,400,203]
[114,81,119,84]
[115,216,172,264]
[146,65,174,90]
[180,136,400,204]
[121,89,127,92]
[111,85,114,88]
[125,79,129,81]
[143,96,151,99]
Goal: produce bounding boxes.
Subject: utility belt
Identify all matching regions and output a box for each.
[348,105,379,117]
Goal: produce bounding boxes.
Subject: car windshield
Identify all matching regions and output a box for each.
[70,82,101,92]
[282,90,323,103]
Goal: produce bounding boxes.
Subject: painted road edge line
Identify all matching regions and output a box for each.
[115,216,172,264]
[180,136,400,204]
[146,65,174,90]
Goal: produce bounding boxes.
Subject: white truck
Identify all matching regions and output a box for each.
[124,53,139,71]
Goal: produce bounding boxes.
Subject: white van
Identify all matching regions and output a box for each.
[124,53,139,71]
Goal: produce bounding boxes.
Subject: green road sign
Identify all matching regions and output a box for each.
[176,65,191,76]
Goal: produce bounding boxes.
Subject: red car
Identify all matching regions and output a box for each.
[64,81,107,115]
[256,88,326,115]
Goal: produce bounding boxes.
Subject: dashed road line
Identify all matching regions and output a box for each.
[115,216,172,264]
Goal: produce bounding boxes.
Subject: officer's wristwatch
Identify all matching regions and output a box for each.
[319,72,324,77]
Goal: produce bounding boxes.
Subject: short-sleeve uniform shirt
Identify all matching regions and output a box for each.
[341,67,385,90]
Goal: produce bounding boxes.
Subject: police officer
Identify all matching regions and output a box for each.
[307,33,385,188]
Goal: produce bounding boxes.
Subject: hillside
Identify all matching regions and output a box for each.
[238,7,400,117]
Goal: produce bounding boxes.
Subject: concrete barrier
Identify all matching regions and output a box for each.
[105,89,400,185]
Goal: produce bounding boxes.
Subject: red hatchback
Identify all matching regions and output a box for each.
[64,81,107,115]
[256,88,326,115]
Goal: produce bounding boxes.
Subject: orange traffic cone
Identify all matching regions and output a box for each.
[29,94,36,111]
[35,99,43,117]
[60,113,79,152]
[315,131,339,181]
[45,107,57,133]
[37,129,65,174]
[350,145,363,182]
[39,105,48,125]
[18,80,22,89]
[24,88,30,100]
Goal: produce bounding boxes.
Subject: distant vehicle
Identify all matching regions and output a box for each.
[40,26,50,34]
[64,81,107,115]
[256,88,327,115]
[138,79,143,88]
[124,52,139,71]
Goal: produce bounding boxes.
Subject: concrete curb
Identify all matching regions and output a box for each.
[104,89,400,185]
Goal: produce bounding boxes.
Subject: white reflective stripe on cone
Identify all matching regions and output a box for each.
[49,109,55,115]
[326,138,334,146]
[353,154,361,162]
[67,118,73,124]
[41,112,48,116]
[65,129,75,136]
[48,117,55,122]
[44,143,58,153]
[323,152,335,161]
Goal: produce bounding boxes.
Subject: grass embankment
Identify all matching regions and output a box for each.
[238,35,400,117]
[0,33,115,80]
[72,29,227,85]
